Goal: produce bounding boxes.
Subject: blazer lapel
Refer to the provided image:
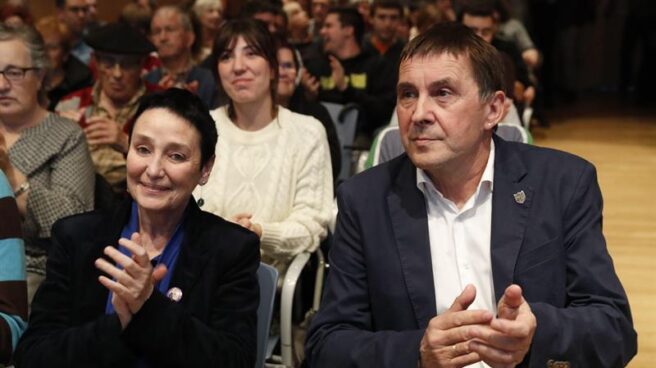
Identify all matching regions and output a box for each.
[387,156,436,328]
[490,137,533,303]
[167,200,212,301]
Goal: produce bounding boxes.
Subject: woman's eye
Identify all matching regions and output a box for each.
[136,146,150,154]
[219,52,232,61]
[170,153,185,162]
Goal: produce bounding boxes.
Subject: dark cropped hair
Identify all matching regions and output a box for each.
[130,88,218,169]
[239,0,280,18]
[370,0,403,17]
[210,18,279,116]
[400,22,504,101]
[327,7,365,45]
[274,35,301,70]
[456,0,496,22]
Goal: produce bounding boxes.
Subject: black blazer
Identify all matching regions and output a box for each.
[306,136,636,367]
[15,198,260,368]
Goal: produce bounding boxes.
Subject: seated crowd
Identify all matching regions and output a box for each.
[0,0,636,367]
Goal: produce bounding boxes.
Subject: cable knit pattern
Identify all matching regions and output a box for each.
[195,106,333,275]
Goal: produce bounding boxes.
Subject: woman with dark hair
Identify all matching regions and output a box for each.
[275,37,341,182]
[15,88,260,368]
[197,19,332,278]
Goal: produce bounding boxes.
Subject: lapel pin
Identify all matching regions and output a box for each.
[513,190,526,204]
[166,287,183,302]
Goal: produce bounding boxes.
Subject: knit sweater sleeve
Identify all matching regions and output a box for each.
[258,113,334,259]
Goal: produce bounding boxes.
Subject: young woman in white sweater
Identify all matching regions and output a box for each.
[195,19,333,276]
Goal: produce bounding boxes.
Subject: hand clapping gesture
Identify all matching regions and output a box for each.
[95,232,168,329]
[420,284,536,368]
[467,285,536,368]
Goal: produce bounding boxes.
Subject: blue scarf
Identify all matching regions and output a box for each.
[105,201,185,314]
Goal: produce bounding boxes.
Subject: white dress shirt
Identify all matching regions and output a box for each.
[417,141,496,368]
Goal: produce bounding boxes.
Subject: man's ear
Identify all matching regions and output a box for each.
[484,90,506,131]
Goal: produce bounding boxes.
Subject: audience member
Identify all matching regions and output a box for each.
[285,0,323,65]
[435,0,456,21]
[197,19,332,277]
[395,7,412,43]
[363,0,405,71]
[56,22,158,193]
[459,0,535,108]
[306,22,636,367]
[0,25,95,303]
[192,0,223,62]
[56,0,93,64]
[276,37,341,181]
[0,169,27,365]
[284,1,312,47]
[304,7,396,140]
[146,6,217,108]
[85,0,103,32]
[309,0,332,38]
[15,88,260,367]
[34,16,94,110]
[493,0,539,70]
[0,3,32,28]
[353,0,372,34]
[241,0,286,37]
[413,3,445,37]
[119,2,153,36]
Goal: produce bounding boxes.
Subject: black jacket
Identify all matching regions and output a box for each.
[15,198,260,368]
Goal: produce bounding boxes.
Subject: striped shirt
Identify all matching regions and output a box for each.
[0,170,28,364]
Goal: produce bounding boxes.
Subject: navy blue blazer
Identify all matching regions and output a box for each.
[306,136,636,367]
[15,198,260,368]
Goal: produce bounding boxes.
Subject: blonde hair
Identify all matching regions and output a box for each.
[193,0,222,17]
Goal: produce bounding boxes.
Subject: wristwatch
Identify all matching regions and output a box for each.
[13,181,30,197]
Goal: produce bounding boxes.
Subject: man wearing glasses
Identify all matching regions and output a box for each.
[55,0,93,65]
[56,22,159,193]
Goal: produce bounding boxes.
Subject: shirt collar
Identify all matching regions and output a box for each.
[416,139,496,196]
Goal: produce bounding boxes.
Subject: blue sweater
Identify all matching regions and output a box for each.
[0,170,27,364]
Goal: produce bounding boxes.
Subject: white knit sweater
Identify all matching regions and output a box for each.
[194,106,334,273]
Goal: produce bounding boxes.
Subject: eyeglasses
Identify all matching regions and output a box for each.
[0,66,39,82]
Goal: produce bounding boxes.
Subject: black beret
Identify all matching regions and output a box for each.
[84,22,155,55]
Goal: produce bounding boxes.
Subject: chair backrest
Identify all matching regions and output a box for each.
[321,102,359,183]
[496,123,531,144]
[256,263,278,368]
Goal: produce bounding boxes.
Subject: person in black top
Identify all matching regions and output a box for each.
[458,0,535,108]
[303,7,396,142]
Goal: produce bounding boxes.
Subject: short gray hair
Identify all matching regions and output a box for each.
[193,0,222,17]
[0,24,50,106]
[154,5,193,32]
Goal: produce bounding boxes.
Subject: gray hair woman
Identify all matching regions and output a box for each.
[192,0,223,62]
[0,24,94,303]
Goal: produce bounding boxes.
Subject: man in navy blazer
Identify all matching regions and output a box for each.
[306,23,636,368]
